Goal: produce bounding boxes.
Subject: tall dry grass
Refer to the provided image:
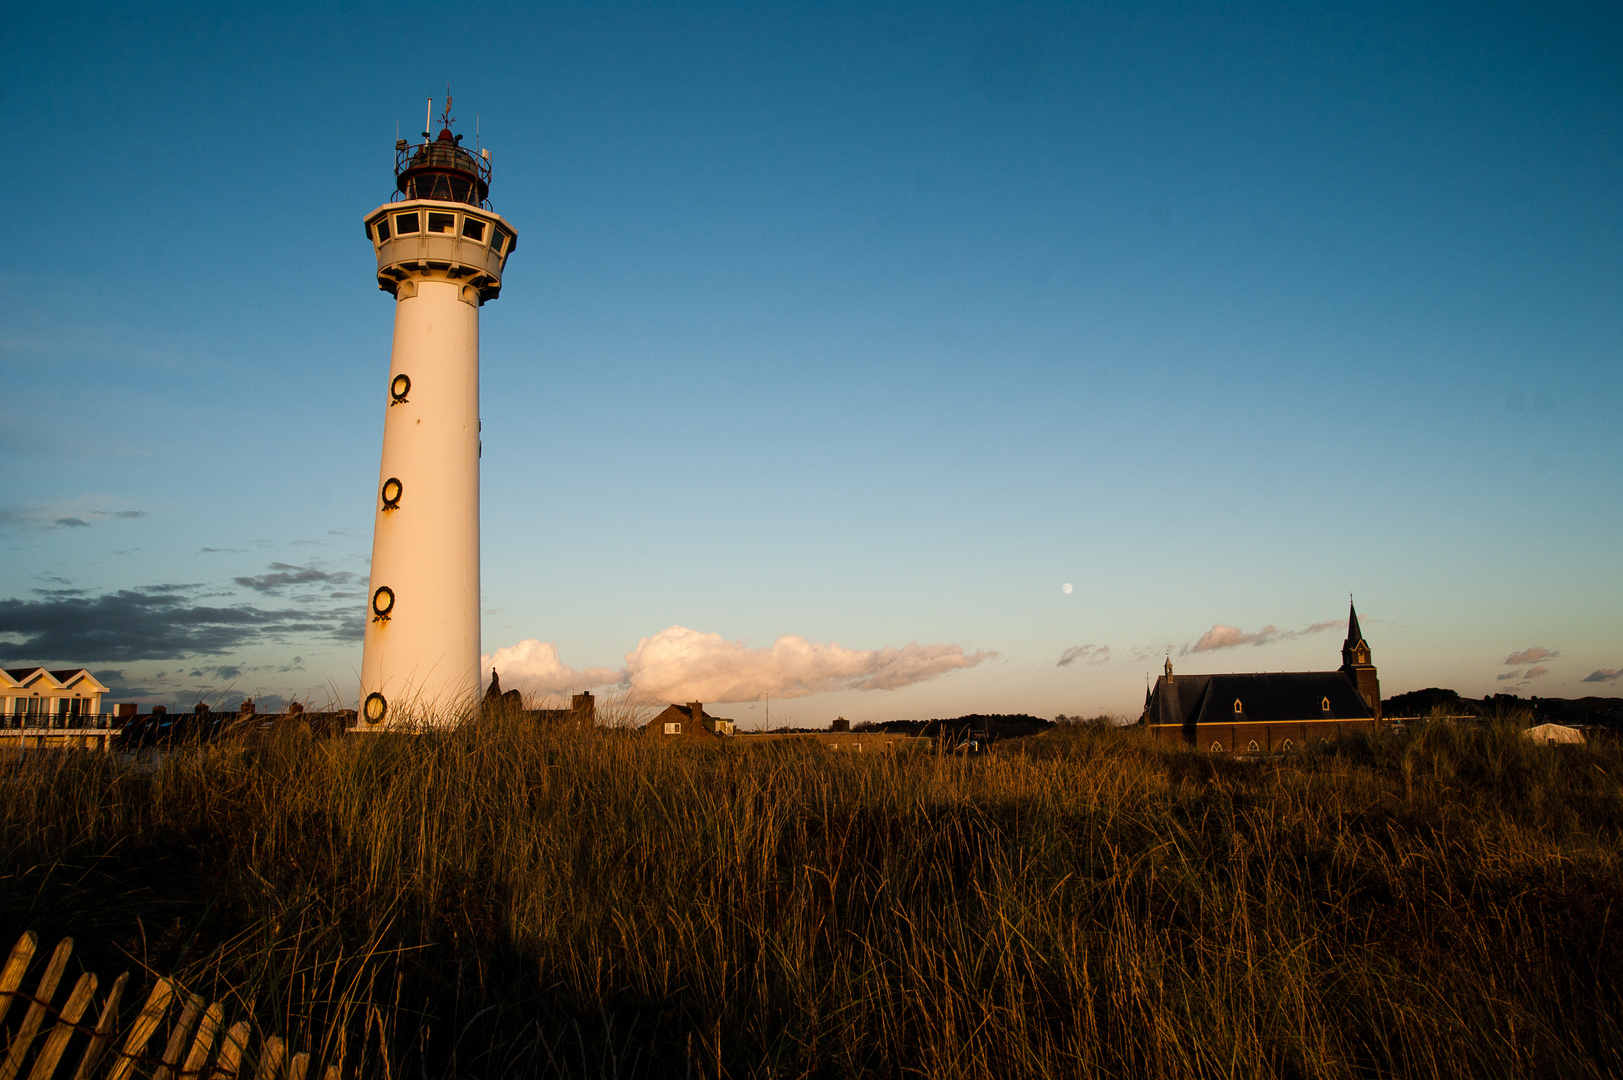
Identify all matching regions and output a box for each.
[2,714,1620,1078]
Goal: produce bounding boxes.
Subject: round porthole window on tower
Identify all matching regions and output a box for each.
[371,586,395,621]
[390,374,411,404]
[381,477,403,509]
[363,692,388,725]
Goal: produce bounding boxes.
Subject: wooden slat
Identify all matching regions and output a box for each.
[0,933,335,1080]
[105,977,174,1080]
[179,1003,224,1079]
[25,971,96,1080]
[153,993,204,1080]
[209,1021,251,1080]
[69,972,126,1080]
[252,1036,285,1080]
[0,933,38,1030]
[0,936,73,1080]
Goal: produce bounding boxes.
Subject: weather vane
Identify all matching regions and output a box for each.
[439,87,455,133]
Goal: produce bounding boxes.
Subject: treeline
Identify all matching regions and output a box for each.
[1385,687,1623,727]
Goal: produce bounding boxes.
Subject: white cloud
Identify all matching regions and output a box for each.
[1504,646,1559,666]
[481,639,621,696]
[0,505,145,531]
[1057,644,1110,667]
[621,625,992,703]
[1184,618,1342,655]
[1188,624,1268,652]
[1523,665,1550,679]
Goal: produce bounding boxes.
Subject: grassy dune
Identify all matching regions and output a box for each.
[2,715,1620,1078]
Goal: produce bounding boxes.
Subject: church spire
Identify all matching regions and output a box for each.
[1344,597,1363,651]
[1339,597,1380,718]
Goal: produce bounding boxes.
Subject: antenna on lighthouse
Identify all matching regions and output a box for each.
[423,98,432,138]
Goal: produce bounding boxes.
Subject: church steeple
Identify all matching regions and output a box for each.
[1339,598,1380,718]
[1342,599,1370,668]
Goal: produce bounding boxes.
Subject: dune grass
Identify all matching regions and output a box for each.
[2,713,1620,1078]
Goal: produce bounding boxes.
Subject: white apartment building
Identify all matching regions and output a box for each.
[2,667,109,726]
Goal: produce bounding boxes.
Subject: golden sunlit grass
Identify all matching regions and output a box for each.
[3,712,1620,1078]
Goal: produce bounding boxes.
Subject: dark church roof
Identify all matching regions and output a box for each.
[1150,670,1373,726]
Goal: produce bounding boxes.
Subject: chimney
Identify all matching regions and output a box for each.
[689,701,704,728]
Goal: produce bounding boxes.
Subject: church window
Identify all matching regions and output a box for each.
[1247,740,1260,752]
[1321,696,1331,713]
[1319,738,1329,749]
[1282,739,1295,751]
[1210,742,1223,752]
[1233,699,1243,713]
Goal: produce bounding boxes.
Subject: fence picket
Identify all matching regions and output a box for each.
[0,934,38,1030]
[0,937,72,1080]
[69,972,126,1080]
[25,971,96,1080]
[210,1021,251,1080]
[2,937,337,1080]
[153,994,204,1080]
[252,1036,285,1080]
[180,1003,224,1079]
[105,977,174,1080]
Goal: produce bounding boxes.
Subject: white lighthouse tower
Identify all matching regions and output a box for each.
[356,95,517,729]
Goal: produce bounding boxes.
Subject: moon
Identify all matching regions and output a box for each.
[1062,583,1073,594]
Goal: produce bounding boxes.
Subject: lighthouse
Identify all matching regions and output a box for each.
[356,95,517,729]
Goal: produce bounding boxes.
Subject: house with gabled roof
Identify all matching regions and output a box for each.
[1140,602,1380,753]
[641,701,735,739]
[2,668,110,727]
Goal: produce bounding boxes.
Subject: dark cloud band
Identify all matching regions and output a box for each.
[0,584,361,663]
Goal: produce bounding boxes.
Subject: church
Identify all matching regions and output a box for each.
[1140,603,1380,753]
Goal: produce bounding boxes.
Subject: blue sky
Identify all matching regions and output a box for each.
[2,2,1619,721]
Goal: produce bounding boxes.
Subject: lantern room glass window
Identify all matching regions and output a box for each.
[373,216,391,242]
[395,212,420,234]
[490,227,509,254]
[461,217,486,242]
[427,212,456,234]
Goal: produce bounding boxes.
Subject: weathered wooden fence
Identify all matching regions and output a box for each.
[0,933,336,1080]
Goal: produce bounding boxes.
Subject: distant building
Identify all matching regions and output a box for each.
[482,670,595,726]
[642,701,734,738]
[1,668,109,727]
[1141,603,1380,752]
[535,692,595,727]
